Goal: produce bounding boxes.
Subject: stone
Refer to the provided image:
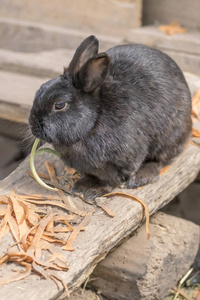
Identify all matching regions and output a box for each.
[89,212,200,300]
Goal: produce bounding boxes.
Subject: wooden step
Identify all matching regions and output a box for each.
[0,17,121,53]
[0,0,142,37]
[0,70,48,123]
[0,48,73,78]
[127,26,200,76]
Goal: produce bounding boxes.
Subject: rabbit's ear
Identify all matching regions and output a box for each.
[77,53,110,92]
[68,35,99,77]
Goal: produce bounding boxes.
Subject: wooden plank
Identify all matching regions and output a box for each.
[163,50,200,77]
[0,142,200,299]
[89,212,200,300]
[0,71,48,106]
[0,49,73,78]
[127,26,200,56]
[0,17,121,53]
[143,0,200,30]
[0,71,48,123]
[0,100,30,123]
[0,0,142,37]
[127,26,200,75]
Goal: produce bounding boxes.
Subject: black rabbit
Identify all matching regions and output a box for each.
[29,35,192,199]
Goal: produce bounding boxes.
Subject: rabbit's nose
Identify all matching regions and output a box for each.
[29,115,44,138]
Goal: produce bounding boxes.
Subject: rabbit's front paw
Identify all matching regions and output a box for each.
[72,176,94,195]
[83,185,112,200]
[73,176,112,200]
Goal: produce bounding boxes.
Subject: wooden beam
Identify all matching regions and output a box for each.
[0,142,200,299]
[0,70,48,123]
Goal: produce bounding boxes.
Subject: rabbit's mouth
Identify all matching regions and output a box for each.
[30,128,50,143]
[29,124,40,140]
[29,121,52,144]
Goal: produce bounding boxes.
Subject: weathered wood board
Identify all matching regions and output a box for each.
[0,49,73,78]
[0,70,48,123]
[0,142,200,300]
[127,26,200,76]
[127,26,200,55]
[0,17,121,53]
[0,0,142,37]
[89,212,200,300]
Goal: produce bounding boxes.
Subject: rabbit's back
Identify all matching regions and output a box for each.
[107,44,186,84]
[104,44,192,164]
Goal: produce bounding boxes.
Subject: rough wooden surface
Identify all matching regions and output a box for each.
[0,0,142,37]
[0,142,200,300]
[0,17,121,53]
[0,49,73,78]
[89,212,200,300]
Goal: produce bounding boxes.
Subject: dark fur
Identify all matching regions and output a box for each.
[29,36,192,199]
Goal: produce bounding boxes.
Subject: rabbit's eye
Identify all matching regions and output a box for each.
[54,101,67,111]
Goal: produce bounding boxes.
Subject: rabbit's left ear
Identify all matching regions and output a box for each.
[68,35,99,79]
[76,53,110,92]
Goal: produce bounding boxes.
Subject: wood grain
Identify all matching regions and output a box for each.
[0,143,200,299]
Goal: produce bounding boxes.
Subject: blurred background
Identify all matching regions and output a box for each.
[0,1,200,298]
